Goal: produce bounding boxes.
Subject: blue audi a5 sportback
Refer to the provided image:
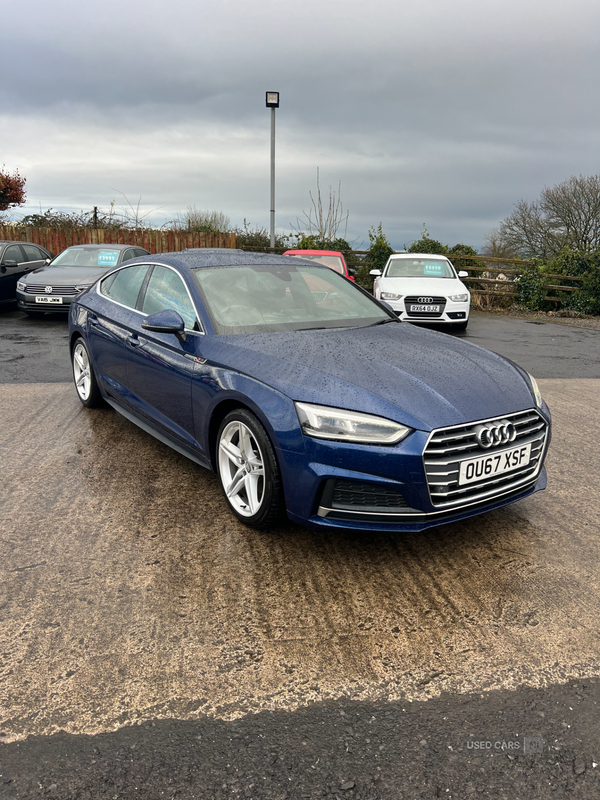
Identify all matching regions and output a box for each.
[68,249,551,532]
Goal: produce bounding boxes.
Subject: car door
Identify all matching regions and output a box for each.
[22,244,50,273]
[0,244,28,302]
[87,264,151,404]
[124,264,200,448]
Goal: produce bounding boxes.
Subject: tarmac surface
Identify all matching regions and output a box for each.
[1,307,599,798]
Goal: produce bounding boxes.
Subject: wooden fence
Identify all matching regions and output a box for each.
[0,226,237,254]
[341,251,581,304]
[447,254,582,303]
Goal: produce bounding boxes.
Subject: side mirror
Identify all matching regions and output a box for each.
[369,269,382,276]
[458,270,468,278]
[45,258,51,265]
[348,268,357,276]
[142,309,187,341]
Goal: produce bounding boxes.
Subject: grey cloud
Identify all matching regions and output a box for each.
[3,0,600,249]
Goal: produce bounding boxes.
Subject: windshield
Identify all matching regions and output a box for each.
[51,248,121,267]
[385,258,455,279]
[287,254,345,275]
[193,264,390,334]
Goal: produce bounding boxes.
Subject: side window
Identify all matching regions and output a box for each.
[121,249,136,262]
[134,248,149,257]
[142,266,197,330]
[3,244,24,263]
[101,265,150,309]
[22,244,46,262]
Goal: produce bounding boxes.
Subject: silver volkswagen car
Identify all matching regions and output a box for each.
[16,243,149,317]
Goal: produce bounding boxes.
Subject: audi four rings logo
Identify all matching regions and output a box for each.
[45,286,53,294]
[418,296,434,303]
[475,420,517,449]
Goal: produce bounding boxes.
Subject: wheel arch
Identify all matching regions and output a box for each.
[208,398,256,472]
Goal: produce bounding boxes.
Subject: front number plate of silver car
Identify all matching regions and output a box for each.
[459,443,532,485]
[409,304,441,313]
[35,296,63,304]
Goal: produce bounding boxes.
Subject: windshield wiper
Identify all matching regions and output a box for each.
[367,317,399,326]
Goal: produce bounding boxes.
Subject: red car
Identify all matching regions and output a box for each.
[283,249,356,281]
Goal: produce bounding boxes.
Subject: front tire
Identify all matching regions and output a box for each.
[217,408,284,528]
[71,337,104,408]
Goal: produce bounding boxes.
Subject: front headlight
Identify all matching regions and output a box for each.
[17,281,26,291]
[527,372,543,408]
[381,292,403,300]
[448,293,469,302]
[295,402,412,445]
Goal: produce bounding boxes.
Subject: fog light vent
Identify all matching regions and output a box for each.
[325,479,409,511]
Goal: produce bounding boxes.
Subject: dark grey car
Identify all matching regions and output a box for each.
[16,244,149,317]
[0,241,53,306]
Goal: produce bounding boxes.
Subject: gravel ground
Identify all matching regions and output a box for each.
[1,681,599,799]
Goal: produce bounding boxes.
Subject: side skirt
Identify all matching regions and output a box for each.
[105,396,213,471]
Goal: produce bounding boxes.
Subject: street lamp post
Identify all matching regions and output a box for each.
[266,92,279,249]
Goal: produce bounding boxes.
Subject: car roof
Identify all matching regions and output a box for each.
[124,249,328,271]
[388,253,450,259]
[284,249,345,257]
[0,240,49,247]
[61,243,142,250]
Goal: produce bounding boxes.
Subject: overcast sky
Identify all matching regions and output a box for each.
[2,0,600,249]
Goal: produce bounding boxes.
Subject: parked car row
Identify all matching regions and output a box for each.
[67,248,551,534]
[15,244,150,317]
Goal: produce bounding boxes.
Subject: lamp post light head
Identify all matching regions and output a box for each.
[266,91,280,108]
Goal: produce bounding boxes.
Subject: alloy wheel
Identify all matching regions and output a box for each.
[218,421,265,516]
[73,341,92,401]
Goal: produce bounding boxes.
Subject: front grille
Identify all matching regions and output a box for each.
[404,295,446,317]
[423,409,548,508]
[25,284,80,296]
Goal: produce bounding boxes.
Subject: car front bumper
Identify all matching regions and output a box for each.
[278,404,551,532]
[17,289,78,313]
[379,297,470,324]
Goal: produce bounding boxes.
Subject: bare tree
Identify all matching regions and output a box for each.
[292,168,349,243]
[110,190,165,228]
[482,228,518,259]
[492,175,600,258]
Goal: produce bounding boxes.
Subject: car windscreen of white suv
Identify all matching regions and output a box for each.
[371,253,471,331]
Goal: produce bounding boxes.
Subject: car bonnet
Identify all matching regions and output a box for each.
[201,324,535,431]
[25,265,111,285]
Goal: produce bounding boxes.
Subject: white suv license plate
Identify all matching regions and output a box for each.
[35,296,63,304]
[459,442,532,486]
[409,304,441,313]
